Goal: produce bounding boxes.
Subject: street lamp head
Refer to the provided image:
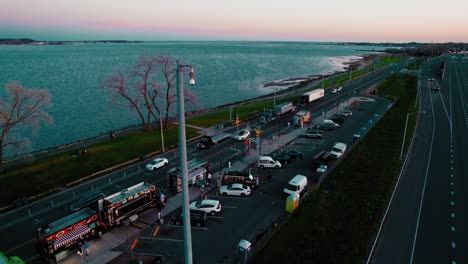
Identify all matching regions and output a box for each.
[189,67,195,86]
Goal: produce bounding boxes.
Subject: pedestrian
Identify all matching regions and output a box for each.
[83,240,89,256]
[207,172,212,183]
[77,246,83,260]
[157,211,164,225]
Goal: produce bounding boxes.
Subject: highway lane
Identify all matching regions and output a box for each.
[412,56,468,264]
[371,55,468,264]
[371,71,434,264]
[0,60,403,261]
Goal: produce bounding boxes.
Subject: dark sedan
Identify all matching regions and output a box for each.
[285,150,303,159]
[331,115,346,125]
[273,153,292,165]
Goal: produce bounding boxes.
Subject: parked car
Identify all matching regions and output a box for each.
[305,129,324,139]
[257,156,282,169]
[330,88,337,94]
[234,129,250,141]
[272,153,292,165]
[433,84,440,90]
[337,86,343,92]
[316,120,339,130]
[331,115,346,125]
[189,199,222,216]
[339,110,353,117]
[219,183,251,196]
[316,164,328,173]
[146,157,169,171]
[70,191,105,211]
[285,150,303,159]
[171,210,207,227]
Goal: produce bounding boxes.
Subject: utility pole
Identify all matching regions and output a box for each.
[176,60,195,264]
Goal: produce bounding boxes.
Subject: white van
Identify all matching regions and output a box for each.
[257,156,282,169]
[330,142,347,159]
[283,174,307,197]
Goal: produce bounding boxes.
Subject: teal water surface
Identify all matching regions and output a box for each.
[0,41,382,157]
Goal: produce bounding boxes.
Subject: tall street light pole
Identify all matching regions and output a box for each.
[159,110,165,153]
[176,60,195,264]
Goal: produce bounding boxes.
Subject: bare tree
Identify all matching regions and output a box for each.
[0,82,52,173]
[101,56,161,131]
[103,55,200,131]
[154,55,199,128]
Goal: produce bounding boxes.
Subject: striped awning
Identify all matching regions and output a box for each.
[53,225,90,250]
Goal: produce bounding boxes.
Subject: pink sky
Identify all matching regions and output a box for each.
[1,0,467,42]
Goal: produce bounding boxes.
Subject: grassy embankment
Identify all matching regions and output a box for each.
[251,74,418,264]
[0,56,403,207]
[407,58,425,70]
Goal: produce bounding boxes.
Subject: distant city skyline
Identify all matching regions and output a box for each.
[1,0,468,42]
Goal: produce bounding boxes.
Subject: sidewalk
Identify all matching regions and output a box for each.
[59,98,355,263]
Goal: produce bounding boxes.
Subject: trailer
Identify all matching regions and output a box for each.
[168,159,209,192]
[299,89,324,106]
[222,171,259,189]
[292,110,311,126]
[274,102,295,116]
[36,208,103,260]
[98,182,159,227]
[196,133,231,149]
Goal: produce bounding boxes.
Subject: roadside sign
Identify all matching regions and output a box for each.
[235,119,240,126]
[256,129,261,137]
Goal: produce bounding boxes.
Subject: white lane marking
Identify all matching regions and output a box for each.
[451,226,456,232]
[451,213,455,218]
[208,215,224,219]
[450,191,454,195]
[165,224,208,230]
[452,242,456,248]
[438,68,453,139]
[410,81,437,264]
[450,201,455,206]
[137,236,184,242]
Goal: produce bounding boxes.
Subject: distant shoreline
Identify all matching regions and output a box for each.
[0,38,144,45]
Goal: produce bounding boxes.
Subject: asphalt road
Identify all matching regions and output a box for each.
[372,55,468,264]
[0,61,402,262]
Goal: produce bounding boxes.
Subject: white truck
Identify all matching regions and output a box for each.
[292,110,311,126]
[274,102,295,116]
[299,89,324,106]
[330,142,347,159]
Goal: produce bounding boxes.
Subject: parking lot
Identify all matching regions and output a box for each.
[121,96,392,263]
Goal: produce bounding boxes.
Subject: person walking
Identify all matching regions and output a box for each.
[83,240,90,256]
[207,172,212,183]
[77,246,84,261]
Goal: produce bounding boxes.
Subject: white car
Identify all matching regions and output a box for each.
[219,183,251,196]
[337,86,343,92]
[189,199,222,216]
[330,88,337,94]
[339,110,353,117]
[316,164,328,173]
[234,130,250,141]
[146,157,168,171]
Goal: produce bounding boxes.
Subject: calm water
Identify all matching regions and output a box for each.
[0,41,382,157]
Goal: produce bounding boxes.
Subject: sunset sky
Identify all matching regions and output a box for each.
[1,0,467,42]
